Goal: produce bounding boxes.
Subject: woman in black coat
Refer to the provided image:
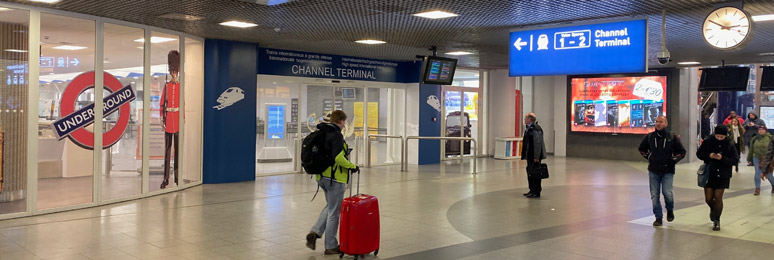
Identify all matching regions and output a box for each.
[696,126,738,231]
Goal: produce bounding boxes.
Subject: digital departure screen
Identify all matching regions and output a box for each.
[421,56,457,85]
[569,75,667,134]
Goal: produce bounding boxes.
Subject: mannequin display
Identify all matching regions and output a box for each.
[160,50,180,189]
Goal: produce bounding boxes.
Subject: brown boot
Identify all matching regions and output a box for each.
[754,188,760,196]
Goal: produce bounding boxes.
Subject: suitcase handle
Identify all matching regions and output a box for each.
[349,168,360,197]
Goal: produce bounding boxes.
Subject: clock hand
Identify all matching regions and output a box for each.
[708,20,729,30]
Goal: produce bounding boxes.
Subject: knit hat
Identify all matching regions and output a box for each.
[759,125,767,131]
[714,125,728,135]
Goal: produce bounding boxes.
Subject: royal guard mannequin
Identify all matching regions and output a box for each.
[160,50,180,189]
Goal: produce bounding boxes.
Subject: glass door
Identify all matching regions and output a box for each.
[256,82,300,176]
[334,87,365,166]
[442,88,479,158]
[367,87,405,166]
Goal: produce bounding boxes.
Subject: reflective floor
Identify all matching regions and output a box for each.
[0,156,773,260]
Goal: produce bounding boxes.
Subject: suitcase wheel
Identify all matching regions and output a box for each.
[374,249,379,256]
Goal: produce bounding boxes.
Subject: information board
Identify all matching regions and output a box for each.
[267,105,285,139]
[509,19,648,76]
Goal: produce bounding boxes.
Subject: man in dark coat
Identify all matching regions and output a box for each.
[638,116,686,226]
[522,113,546,198]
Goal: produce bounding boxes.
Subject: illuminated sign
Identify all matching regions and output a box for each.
[509,19,648,76]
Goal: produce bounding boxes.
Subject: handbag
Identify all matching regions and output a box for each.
[527,163,549,179]
[697,163,709,187]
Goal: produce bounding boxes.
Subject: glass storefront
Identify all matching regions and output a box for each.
[256,77,409,176]
[0,3,204,218]
[0,7,29,215]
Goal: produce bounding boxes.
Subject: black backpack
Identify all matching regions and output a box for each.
[301,128,335,175]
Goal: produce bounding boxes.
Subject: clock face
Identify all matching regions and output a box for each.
[702,6,753,50]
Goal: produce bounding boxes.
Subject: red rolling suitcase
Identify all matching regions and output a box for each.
[339,170,380,259]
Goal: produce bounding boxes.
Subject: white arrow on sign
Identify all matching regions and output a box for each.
[70,58,79,66]
[513,37,528,51]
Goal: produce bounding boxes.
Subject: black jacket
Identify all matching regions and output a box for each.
[638,130,686,174]
[521,122,547,161]
[697,136,738,179]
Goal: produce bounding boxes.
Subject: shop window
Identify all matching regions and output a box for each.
[0,7,29,215]
[37,14,95,210]
[256,82,300,176]
[148,32,180,192]
[101,23,144,200]
[182,37,203,183]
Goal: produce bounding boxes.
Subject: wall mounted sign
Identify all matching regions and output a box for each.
[258,47,420,83]
[509,19,648,76]
[51,71,135,149]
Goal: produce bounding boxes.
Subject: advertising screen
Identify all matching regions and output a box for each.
[570,75,667,134]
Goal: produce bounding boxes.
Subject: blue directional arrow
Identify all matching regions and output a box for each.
[70,58,80,66]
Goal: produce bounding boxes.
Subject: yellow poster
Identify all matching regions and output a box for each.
[367,102,379,134]
[353,102,364,127]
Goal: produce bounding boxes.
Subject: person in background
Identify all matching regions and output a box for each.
[697,126,738,231]
[306,110,358,255]
[701,111,711,141]
[638,116,686,226]
[725,118,745,172]
[749,126,774,196]
[722,111,744,126]
[744,113,766,165]
[522,113,546,198]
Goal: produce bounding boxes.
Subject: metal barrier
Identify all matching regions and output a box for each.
[402,136,477,174]
[365,134,404,168]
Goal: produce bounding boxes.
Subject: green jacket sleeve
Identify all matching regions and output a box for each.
[335,150,356,169]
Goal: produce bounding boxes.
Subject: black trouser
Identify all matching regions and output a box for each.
[163,132,179,185]
[527,160,542,195]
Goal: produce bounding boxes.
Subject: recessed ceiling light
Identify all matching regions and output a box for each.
[752,14,774,22]
[29,0,61,3]
[677,61,700,65]
[5,49,28,53]
[355,39,386,44]
[445,51,473,56]
[220,21,258,28]
[413,10,458,19]
[134,36,177,43]
[52,45,87,50]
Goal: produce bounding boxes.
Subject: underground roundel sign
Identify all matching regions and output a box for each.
[51,71,136,150]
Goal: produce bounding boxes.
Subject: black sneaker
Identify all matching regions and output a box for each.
[526,193,540,198]
[523,192,532,197]
[653,218,663,226]
[324,246,341,255]
[712,221,720,231]
[667,211,675,222]
[306,232,320,250]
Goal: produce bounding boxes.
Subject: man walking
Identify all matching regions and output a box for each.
[638,116,686,226]
[522,113,546,198]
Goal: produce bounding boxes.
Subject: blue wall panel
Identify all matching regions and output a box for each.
[418,83,441,165]
[203,39,258,183]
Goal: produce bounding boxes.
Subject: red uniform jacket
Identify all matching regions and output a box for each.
[160,82,180,133]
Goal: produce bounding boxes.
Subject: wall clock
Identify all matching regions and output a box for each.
[702,6,754,50]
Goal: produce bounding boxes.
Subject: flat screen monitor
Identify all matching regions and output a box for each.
[569,74,667,134]
[421,56,457,85]
[699,67,750,91]
[760,66,774,91]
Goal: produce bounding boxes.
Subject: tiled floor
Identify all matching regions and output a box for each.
[1,156,773,260]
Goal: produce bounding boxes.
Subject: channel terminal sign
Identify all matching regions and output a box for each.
[509,19,648,77]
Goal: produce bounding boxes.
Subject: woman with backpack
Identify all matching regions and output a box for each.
[749,126,774,195]
[305,110,358,255]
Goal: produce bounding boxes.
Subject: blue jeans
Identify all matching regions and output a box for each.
[311,179,347,250]
[752,158,774,188]
[649,171,674,219]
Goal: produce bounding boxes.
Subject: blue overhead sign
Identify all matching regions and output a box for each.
[258,48,420,83]
[509,19,648,76]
